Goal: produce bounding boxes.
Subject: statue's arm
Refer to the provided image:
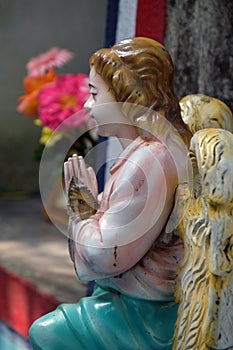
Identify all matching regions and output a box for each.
[67,143,177,281]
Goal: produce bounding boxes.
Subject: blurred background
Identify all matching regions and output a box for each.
[0,0,107,193]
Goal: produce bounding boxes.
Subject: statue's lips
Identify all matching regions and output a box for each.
[86,114,97,128]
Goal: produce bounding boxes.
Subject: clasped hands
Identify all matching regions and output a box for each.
[64,154,98,202]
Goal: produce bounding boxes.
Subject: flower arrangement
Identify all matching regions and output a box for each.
[17,47,96,157]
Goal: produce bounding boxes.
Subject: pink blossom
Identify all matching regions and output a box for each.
[27,48,73,76]
[38,73,90,130]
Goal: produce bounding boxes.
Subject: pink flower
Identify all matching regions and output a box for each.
[38,73,89,130]
[27,48,73,76]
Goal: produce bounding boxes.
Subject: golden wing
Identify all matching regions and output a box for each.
[179,94,233,134]
[193,129,233,349]
[173,128,233,350]
[173,94,233,350]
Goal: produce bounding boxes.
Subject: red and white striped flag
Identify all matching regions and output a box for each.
[97,0,167,190]
[105,0,166,46]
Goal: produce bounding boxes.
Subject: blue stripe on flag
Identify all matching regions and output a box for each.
[97,0,120,193]
[105,0,120,47]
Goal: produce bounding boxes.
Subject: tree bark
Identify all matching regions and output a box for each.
[165,0,233,111]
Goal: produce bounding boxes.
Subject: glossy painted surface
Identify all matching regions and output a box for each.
[30,285,178,350]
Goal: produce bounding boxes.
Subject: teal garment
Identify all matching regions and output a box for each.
[29,286,178,350]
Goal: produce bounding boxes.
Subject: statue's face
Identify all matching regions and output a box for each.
[84,67,129,138]
[85,67,115,109]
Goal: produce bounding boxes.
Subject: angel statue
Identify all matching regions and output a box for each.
[172,94,233,350]
[29,37,192,350]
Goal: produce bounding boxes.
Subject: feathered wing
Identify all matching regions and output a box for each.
[179,94,233,134]
[173,128,233,350]
[194,129,233,349]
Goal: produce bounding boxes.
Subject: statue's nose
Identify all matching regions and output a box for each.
[84,95,94,111]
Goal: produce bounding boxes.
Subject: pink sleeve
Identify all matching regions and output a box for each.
[70,143,177,281]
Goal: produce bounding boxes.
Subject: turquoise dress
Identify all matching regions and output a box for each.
[30,136,186,349]
[30,285,178,350]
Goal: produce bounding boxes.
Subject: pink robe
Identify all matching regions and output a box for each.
[69,136,185,301]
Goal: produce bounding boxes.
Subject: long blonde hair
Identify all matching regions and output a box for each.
[90,37,191,145]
